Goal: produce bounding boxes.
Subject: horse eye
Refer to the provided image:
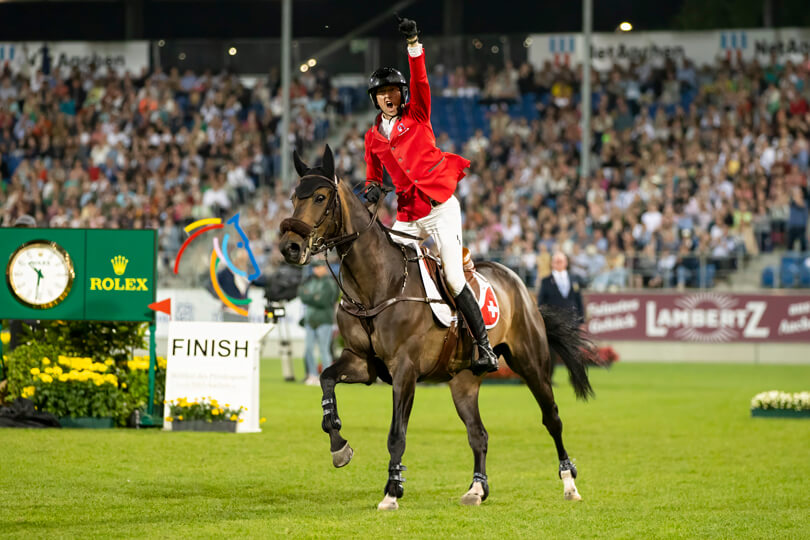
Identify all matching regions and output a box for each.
[314,194,326,204]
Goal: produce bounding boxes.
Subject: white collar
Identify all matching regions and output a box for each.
[552,270,569,282]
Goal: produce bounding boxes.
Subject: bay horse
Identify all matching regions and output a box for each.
[279,145,596,510]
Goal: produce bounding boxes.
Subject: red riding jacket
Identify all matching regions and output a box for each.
[364,48,471,222]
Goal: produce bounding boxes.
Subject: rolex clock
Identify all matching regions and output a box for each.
[6,240,75,309]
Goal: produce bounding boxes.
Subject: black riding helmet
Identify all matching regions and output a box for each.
[367,67,409,109]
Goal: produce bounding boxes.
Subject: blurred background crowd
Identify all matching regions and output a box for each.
[1,46,809,292]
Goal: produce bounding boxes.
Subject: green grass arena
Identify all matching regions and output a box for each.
[2,361,809,538]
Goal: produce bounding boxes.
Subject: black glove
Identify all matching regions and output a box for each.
[364,183,382,204]
[396,14,418,40]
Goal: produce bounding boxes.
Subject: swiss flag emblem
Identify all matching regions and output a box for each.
[479,286,500,328]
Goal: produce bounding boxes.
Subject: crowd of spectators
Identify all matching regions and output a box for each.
[2,49,810,291]
[0,60,344,276]
[423,53,809,289]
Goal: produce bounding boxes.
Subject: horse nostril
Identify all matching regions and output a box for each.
[286,243,301,258]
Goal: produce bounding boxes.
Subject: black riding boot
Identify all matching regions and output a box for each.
[454,285,499,375]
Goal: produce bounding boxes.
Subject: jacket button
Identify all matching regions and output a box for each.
[398,158,403,162]
[406,169,410,173]
[414,179,418,183]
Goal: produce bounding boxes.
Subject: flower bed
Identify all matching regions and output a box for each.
[8,348,166,426]
[750,391,810,418]
[3,320,167,426]
[165,397,245,432]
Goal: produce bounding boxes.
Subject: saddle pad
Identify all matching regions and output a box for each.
[417,257,500,329]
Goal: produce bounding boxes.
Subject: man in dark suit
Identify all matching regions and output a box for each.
[538,251,585,324]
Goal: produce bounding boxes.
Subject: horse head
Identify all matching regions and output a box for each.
[279,145,342,265]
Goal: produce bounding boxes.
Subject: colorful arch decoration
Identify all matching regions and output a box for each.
[173,213,260,317]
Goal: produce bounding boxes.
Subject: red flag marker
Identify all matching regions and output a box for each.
[148,298,171,316]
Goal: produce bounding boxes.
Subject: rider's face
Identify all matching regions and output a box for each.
[375,85,402,117]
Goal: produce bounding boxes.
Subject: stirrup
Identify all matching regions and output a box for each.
[470,344,499,375]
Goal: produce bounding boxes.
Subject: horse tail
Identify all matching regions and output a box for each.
[540,305,595,401]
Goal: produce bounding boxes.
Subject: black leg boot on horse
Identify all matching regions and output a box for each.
[455,285,499,375]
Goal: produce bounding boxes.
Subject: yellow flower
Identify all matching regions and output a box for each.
[178,415,184,421]
[238,419,244,423]
[44,367,54,374]
[165,416,173,422]
[93,379,103,386]
[38,373,54,384]
[229,414,238,421]
[58,374,68,382]
[21,386,35,398]
[42,357,51,365]
[30,367,41,375]
[52,366,63,375]
[260,417,267,424]
[225,404,231,408]
[0,330,9,345]
[211,408,220,416]
[105,358,114,366]
[58,355,71,367]
[121,383,127,389]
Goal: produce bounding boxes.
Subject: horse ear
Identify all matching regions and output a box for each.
[322,145,335,181]
[293,150,308,177]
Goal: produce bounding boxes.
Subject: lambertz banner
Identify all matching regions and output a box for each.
[585,293,810,343]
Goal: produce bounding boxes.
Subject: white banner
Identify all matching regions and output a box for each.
[0,41,149,76]
[529,27,810,71]
[163,321,274,433]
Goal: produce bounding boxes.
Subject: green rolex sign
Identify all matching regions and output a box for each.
[1,228,157,322]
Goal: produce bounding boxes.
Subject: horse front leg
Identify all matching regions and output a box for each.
[320,348,376,468]
[377,360,418,511]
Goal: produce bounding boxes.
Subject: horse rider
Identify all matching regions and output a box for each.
[362,15,498,374]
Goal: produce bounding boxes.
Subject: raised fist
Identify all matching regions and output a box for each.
[396,14,418,40]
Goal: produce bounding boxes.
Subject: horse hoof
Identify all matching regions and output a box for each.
[331,442,353,468]
[460,482,485,506]
[561,469,582,501]
[377,494,399,511]
[460,492,482,506]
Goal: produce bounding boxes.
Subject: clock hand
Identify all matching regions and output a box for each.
[29,262,44,279]
[35,274,41,300]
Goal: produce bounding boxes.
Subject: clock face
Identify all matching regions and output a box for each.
[6,241,75,309]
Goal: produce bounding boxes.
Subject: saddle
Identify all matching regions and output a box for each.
[417,247,498,380]
[420,247,481,310]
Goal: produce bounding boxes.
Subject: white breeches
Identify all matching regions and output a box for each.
[391,195,466,296]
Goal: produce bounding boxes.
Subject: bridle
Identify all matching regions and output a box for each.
[279,174,391,311]
[279,173,443,317]
[278,174,372,259]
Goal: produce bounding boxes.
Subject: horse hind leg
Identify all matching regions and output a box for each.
[507,344,582,501]
[320,348,376,468]
[449,370,490,506]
